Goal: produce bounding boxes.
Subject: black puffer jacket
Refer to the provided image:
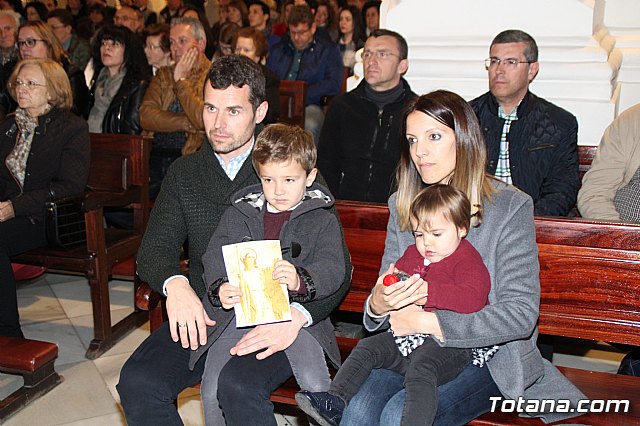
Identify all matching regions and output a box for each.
[317,78,416,203]
[89,71,150,134]
[471,91,580,216]
[0,107,90,221]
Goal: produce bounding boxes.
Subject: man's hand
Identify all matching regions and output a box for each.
[173,47,198,82]
[165,277,216,349]
[0,200,15,222]
[230,306,307,360]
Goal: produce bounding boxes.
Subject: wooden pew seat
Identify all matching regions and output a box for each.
[0,337,62,422]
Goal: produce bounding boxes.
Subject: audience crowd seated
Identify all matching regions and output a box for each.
[471,29,580,217]
[4,2,636,422]
[0,58,90,339]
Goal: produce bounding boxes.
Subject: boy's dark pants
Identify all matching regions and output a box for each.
[330,331,472,426]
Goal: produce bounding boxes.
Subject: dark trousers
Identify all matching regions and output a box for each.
[117,322,207,425]
[217,350,294,426]
[0,216,46,337]
[331,332,471,426]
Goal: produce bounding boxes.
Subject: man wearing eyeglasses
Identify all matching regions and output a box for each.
[114,5,144,33]
[47,10,91,69]
[471,29,580,217]
[267,4,343,144]
[317,29,416,203]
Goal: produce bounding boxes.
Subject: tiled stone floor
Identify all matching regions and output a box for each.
[0,272,627,425]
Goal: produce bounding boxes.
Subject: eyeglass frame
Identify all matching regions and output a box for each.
[16,38,46,49]
[362,50,400,61]
[485,57,535,70]
[145,43,163,50]
[10,79,47,90]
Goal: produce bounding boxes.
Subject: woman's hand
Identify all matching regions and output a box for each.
[369,263,428,316]
[389,306,443,340]
[219,282,242,309]
[273,260,300,291]
[0,201,14,222]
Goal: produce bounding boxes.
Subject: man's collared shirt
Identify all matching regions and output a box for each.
[214,140,255,180]
[495,104,519,185]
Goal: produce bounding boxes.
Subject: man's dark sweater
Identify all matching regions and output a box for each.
[136,140,352,323]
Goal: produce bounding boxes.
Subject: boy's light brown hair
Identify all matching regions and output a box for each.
[252,123,316,174]
[410,184,472,234]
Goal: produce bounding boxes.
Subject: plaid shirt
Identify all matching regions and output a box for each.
[494,105,519,184]
[214,140,255,180]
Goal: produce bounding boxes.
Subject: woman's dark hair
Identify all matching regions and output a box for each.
[26,1,49,21]
[142,23,170,53]
[91,25,151,81]
[339,5,365,47]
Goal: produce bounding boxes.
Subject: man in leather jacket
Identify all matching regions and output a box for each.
[317,29,416,203]
[471,29,580,217]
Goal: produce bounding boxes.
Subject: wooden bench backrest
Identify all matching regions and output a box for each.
[578,145,597,179]
[87,133,148,192]
[535,217,640,346]
[334,201,640,346]
[278,81,307,127]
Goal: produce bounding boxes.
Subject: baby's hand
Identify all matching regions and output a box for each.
[273,260,300,291]
[414,280,428,306]
[219,282,242,309]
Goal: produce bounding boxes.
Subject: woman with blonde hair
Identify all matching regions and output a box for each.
[0,58,90,338]
[17,21,90,117]
[339,90,587,425]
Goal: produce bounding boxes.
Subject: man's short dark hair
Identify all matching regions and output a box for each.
[369,29,408,61]
[249,0,270,17]
[287,4,313,28]
[48,8,73,27]
[206,54,266,111]
[490,29,538,62]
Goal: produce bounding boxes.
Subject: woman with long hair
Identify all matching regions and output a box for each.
[339,90,586,425]
[17,21,90,117]
[88,25,151,134]
[0,58,90,338]
[338,5,365,71]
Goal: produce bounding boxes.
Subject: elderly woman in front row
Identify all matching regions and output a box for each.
[0,58,90,338]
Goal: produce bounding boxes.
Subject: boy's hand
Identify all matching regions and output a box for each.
[273,260,300,291]
[219,282,242,309]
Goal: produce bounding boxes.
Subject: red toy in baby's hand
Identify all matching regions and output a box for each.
[383,274,400,286]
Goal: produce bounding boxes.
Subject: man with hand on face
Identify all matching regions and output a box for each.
[117,54,351,426]
[139,16,210,198]
[471,29,580,217]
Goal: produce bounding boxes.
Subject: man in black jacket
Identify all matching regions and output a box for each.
[117,55,351,426]
[317,29,416,203]
[471,29,580,217]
